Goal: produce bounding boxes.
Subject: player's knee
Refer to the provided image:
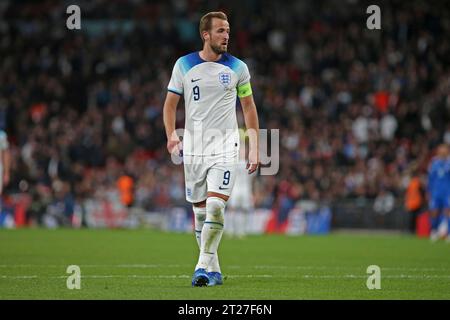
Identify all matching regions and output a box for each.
[196,213,206,222]
[206,197,226,225]
[193,200,206,208]
[193,206,206,222]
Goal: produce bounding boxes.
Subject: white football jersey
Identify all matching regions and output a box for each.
[168,52,252,157]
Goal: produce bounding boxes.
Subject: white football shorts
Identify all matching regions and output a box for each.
[183,154,238,203]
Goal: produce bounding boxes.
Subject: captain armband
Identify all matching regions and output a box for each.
[237,82,252,98]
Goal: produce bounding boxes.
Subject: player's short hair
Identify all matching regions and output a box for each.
[199,11,228,42]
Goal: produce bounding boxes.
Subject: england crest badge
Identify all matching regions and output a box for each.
[218,71,231,88]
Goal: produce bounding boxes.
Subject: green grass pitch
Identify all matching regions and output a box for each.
[0,229,449,299]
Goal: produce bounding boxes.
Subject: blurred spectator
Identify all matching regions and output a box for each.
[374,189,395,215]
[0,0,449,227]
[404,171,425,233]
[117,172,134,208]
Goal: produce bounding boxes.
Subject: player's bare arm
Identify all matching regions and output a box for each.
[240,94,259,174]
[163,91,182,155]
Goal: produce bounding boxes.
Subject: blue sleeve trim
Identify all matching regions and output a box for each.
[168,88,182,96]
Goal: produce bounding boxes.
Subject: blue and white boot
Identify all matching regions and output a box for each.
[207,272,223,286]
[192,268,209,287]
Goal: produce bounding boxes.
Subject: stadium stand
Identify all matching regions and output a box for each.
[0,0,449,231]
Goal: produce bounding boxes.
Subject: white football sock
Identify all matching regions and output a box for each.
[193,206,206,248]
[196,197,225,273]
[210,253,221,273]
[193,205,220,272]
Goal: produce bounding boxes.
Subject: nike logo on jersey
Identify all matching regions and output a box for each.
[191,78,201,83]
[218,186,229,190]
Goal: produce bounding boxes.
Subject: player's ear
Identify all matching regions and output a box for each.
[202,31,210,42]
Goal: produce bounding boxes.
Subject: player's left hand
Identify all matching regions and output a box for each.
[246,149,259,174]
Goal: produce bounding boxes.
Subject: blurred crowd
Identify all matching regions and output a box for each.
[0,0,449,226]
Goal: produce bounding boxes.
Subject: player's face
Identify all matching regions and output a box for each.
[207,18,230,54]
[437,145,449,158]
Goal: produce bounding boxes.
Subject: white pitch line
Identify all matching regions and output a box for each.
[0,264,190,268]
[0,274,274,279]
[0,264,449,279]
[0,275,38,279]
[302,274,450,279]
[233,265,450,271]
[115,264,188,268]
[0,264,448,271]
[1,274,450,280]
[381,267,450,271]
